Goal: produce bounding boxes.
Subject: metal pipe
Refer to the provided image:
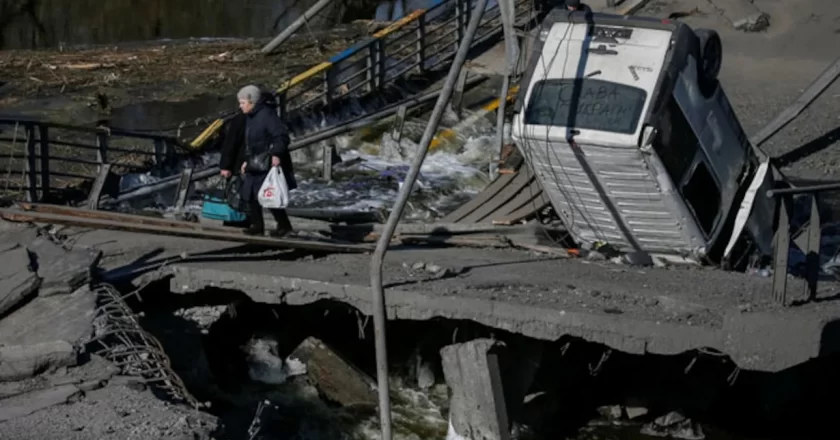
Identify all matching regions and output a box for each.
[261,0,335,54]
[766,181,840,198]
[368,0,488,437]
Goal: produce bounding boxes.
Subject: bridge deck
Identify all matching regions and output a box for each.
[13,222,835,373]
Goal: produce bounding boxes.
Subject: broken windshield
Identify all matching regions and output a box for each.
[523,78,647,135]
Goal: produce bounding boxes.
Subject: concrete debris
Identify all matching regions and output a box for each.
[416,356,436,390]
[710,0,770,32]
[26,237,101,297]
[0,286,96,348]
[173,305,227,330]
[441,339,510,440]
[597,405,624,420]
[289,337,377,407]
[0,244,41,318]
[0,341,77,382]
[625,406,649,420]
[245,336,308,385]
[640,411,705,440]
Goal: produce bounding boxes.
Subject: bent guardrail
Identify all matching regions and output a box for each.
[0,118,182,202]
[190,0,538,148]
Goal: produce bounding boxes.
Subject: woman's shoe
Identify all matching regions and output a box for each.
[244,225,264,236]
[269,228,292,238]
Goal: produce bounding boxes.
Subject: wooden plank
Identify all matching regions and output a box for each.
[497,180,543,217]
[0,208,372,253]
[492,192,550,225]
[459,171,532,224]
[440,172,517,223]
[488,175,540,217]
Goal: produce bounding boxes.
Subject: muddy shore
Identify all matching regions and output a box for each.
[0,25,371,126]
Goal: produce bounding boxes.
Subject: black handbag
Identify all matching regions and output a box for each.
[245,152,271,174]
[224,175,246,212]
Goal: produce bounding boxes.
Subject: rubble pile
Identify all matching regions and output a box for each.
[0,224,214,439]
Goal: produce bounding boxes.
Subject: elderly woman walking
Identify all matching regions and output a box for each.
[220,85,297,237]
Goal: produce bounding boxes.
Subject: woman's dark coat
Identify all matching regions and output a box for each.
[219,100,297,204]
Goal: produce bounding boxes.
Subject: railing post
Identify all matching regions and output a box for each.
[450,69,468,117]
[391,105,408,143]
[38,125,50,201]
[324,68,336,107]
[24,124,37,202]
[366,44,376,93]
[276,93,287,120]
[153,138,165,176]
[454,0,464,50]
[804,194,821,301]
[173,167,194,211]
[96,131,109,168]
[772,194,791,305]
[415,18,426,74]
[322,142,341,182]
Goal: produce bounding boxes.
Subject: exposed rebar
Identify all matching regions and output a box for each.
[368,0,489,438]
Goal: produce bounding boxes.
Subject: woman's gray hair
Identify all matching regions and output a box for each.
[237,85,261,103]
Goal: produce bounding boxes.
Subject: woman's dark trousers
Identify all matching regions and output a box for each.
[246,200,293,237]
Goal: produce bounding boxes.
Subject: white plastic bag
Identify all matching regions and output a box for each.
[258,167,289,209]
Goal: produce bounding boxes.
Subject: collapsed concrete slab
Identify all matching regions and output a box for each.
[0,286,96,349]
[0,341,77,382]
[0,244,40,317]
[441,339,511,440]
[26,236,101,297]
[144,259,840,373]
[289,337,378,407]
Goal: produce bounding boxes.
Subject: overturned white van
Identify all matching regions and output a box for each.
[511,10,775,262]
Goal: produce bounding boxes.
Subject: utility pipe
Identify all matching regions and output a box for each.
[261,0,335,54]
[368,0,488,438]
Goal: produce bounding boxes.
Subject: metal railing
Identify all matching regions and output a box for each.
[767,183,840,305]
[0,118,182,202]
[191,0,539,148]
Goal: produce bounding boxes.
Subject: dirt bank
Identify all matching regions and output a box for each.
[0,25,370,124]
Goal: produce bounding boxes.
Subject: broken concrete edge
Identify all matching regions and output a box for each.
[0,341,77,383]
[133,265,831,372]
[709,0,771,32]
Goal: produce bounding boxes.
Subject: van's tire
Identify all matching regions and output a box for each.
[695,28,723,81]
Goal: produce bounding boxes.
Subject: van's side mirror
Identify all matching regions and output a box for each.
[640,125,657,153]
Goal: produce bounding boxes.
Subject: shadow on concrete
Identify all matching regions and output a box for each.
[100,243,328,282]
[774,125,840,168]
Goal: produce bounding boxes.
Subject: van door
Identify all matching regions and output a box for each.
[652,96,722,239]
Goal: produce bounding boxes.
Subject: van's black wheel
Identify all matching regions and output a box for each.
[695,28,723,81]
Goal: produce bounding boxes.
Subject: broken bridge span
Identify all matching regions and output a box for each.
[22,223,836,374]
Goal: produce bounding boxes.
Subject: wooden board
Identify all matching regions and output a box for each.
[0,206,372,253]
[458,171,533,224]
[441,164,549,225]
[440,172,517,223]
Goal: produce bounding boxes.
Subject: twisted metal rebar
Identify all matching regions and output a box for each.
[87,283,200,408]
